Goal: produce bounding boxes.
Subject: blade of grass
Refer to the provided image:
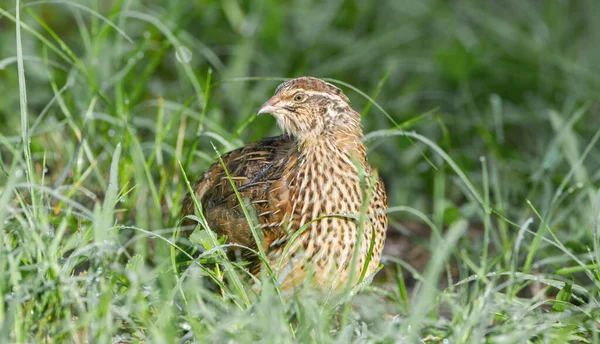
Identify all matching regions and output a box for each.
[15,0,38,226]
[97,142,121,241]
[178,159,251,307]
[406,219,468,340]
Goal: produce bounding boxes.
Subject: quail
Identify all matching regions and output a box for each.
[182,77,387,290]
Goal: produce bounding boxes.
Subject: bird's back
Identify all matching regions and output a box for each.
[182,135,294,252]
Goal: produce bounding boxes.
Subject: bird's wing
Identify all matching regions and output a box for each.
[182,135,294,253]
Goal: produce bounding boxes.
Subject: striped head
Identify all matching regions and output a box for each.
[258,77,362,141]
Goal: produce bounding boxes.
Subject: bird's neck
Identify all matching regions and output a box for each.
[296,133,367,163]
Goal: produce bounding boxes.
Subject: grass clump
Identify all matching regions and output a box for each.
[1,0,600,342]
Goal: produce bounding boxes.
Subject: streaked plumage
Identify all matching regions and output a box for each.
[182,77,387,290]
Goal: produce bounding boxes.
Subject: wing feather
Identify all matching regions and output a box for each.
[182,135,294,253]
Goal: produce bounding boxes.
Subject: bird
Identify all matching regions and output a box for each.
[182,77,387,291]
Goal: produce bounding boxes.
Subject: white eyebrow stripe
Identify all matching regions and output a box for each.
[299,90,346,103]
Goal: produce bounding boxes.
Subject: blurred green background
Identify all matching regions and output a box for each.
[1,0,598,215]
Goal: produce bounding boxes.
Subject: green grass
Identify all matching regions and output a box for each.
[1,0,600,342]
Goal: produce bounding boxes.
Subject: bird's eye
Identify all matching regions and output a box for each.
[293,93,307,103]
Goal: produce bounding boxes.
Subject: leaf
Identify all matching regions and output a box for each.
[443,205,461,226]
[190,229,226,251]
[552,275,574,312]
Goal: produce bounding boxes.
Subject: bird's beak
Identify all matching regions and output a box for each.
[257,99,276,116]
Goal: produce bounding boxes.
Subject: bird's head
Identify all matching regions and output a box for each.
[258,77,362,142]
